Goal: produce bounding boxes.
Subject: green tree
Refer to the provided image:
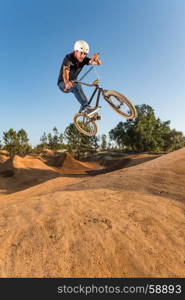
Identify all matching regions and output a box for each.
[109,122,127,150]
[100,134,107,151]
[163,129,185,152]
[64,123,99,158]
[17,129,32,155]
[39,131,48,149]
[89,135,100,153]
[47,127,64,150]
[3,129,19,157]
[109,104,185,152]
[3,128,31,156]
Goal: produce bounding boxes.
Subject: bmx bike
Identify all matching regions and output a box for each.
[73,66,137,137]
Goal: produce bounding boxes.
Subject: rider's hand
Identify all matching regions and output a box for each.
[64,81,73,91]
[90,53,102,65]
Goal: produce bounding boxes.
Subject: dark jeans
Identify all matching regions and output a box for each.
[58,81,89,110]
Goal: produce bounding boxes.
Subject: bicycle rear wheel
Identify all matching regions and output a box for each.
[103,90,137,119]
[73,113,98,137]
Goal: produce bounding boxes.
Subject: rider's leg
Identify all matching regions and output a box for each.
[58,82,89,111]
[71,83,89,111]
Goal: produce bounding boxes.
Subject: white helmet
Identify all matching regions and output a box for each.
[74,40,89,54]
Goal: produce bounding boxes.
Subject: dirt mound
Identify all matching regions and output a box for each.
[57,152,100,174]
[0,150,9,156]
[41,152,66,167]
[0,152,101,193]
[87,158,131,175]
[0,155,60,193]
[121,153,161,168]
[67,148,185,201]
[0,156,8,163]
[0,185,184,278]
[87,153,160,175]
[0,158,14,177]
[0,154,56,174]
[0,149,184,278]
[0,150,9,164]
[40,148,55,155]
[39,151,101,174]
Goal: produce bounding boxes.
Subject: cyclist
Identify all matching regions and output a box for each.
[57,40,102,114]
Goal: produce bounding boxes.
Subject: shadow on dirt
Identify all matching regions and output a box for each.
[0,154,160,194]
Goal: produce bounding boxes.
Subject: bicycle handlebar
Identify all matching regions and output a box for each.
[72,66,101,87]
[72,80,96,87]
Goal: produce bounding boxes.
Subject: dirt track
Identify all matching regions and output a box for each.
[0,149,184,277]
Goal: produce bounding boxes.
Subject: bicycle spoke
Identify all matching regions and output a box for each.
[104,91,136,119]
[73,113,98,136]
[109,96,130,114]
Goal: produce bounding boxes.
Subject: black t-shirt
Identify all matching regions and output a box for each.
[57,52,91,85]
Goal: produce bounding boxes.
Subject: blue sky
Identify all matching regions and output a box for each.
[0,0,185,146]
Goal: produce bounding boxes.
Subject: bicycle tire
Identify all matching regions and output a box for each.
[103,90,137,119]
[73,113,98,137]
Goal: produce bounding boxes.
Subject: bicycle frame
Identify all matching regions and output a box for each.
[72,66,108,109]
[73,80,106,109]
[75,80,104,107]
[73,67,137,136]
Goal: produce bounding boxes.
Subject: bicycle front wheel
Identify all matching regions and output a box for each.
[73,113,98,137]
[103,90,137,119]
